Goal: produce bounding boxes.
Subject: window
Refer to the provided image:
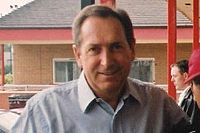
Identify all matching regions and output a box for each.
[53,58,81,84]
[129,58,155,82]
[53,58,155,84]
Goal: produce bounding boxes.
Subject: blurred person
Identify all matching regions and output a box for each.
[10,5,192,133]
[184,46,200,132]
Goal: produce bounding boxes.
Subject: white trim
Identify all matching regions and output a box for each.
[53,58,76,84]
[132,58,155,82]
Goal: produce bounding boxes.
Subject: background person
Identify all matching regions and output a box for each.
[10,5,192,133]
[170,60,192,105]
[184,46,200,132]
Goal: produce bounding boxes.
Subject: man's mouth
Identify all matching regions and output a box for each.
[98,70,118,76]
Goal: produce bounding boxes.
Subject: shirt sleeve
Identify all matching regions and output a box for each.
[163,94,193,133]
[9,99,49,133]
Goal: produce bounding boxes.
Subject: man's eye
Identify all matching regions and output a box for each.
[114,44,122,49]
[111,42,123,51]
[88,47,100,55]
[89,47,98,52]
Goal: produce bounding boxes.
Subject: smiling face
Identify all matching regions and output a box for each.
[73,16,135,97]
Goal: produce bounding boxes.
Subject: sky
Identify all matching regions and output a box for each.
[0,0,34,17]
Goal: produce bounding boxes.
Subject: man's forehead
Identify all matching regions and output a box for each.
[171,67,181,75]
[80,16,125,38]
[171,66,180,71]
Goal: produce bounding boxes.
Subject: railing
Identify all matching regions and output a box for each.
[0,84,184,109]
[1,84,183,95]
[0,85,56,109]
[1,84,56,91]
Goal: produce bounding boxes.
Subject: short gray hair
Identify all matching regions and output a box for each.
[72,5,135,49]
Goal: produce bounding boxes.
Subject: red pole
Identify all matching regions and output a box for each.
[1,44,5,91]
[100,0,115,7]
[193,0,199,51]
[167,0,177,100]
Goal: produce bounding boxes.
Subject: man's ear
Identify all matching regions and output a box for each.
[72,45,82,68]
[183,72,188,80]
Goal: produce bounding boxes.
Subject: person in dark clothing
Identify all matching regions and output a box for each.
[184,46,200,133]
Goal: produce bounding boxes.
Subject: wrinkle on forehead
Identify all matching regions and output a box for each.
[80,16,127,47]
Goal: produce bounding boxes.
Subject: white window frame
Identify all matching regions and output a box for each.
[129,58,155,83]
[53,58,155,84]
[53,58,80,84]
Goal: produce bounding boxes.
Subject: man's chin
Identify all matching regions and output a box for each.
[100,82,121,90]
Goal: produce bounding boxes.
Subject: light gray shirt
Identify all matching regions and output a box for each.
[10,72,191,133]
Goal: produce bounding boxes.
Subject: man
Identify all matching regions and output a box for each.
[171,60,198,132]
[184,47,200,132]
[170,60,191,105]
[10,5,192,133]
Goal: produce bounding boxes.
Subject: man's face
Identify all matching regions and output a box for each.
[73,16,135,96]
[171,66,186,90]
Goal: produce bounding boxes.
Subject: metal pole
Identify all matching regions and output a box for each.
[100,0,115,7]
[1,44,5,91]
[193,0,199,51]
[167,0,177,100]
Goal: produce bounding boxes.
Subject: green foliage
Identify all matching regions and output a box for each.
[5,73,13,84]
[5,65,12,74]
[0,73,13,85]
[4,44,11,52]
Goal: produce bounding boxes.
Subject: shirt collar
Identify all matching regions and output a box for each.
[78,72,142,113]
[126,78,143,104]
[78,71,96,113]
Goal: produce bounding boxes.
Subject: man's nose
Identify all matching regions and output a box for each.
[100,50,114,67]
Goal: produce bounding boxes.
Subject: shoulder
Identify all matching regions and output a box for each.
[127,78,191,129]
[127,77,178,109]
[26,80,78,112]
[128,77,167,98]
[10,80,79,132]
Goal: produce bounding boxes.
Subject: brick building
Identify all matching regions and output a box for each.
[0,0,194,85]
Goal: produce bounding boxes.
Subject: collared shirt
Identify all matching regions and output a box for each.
[10,72,192,133]
[178,86,200,132]
[178,86,191,106]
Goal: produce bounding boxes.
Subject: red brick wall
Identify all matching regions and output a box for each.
[13,44,74,84]
[0,93,9,109]
[13,43,192,84]
[135,43,192,84]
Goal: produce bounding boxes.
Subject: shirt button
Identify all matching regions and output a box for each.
[96,98,101,102]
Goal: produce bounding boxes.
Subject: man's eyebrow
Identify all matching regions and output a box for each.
[110,41,121,45]
[87,43,100,47]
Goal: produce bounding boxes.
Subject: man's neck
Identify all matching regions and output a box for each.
[96,89,123,110]
[93,85,127,110]
[182,84,190,90]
